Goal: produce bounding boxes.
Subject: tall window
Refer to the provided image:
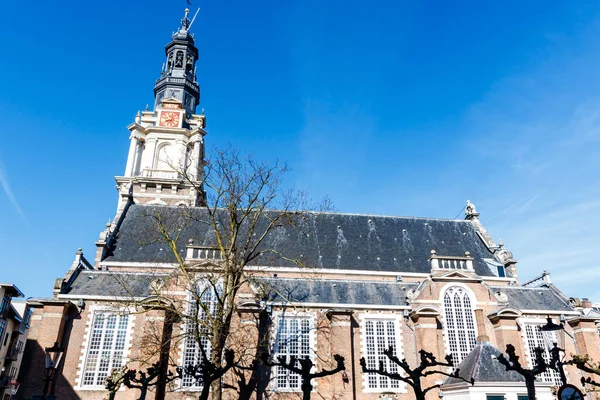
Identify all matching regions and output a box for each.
[181,283,219,388]
[155,143,172,170]
[0,294,10,314]
[82,311,130,386]
[273,316,312,390]
[523,324,561,384]
[364,319,401,390]
[0,320,5,348]
[443,286,477,365]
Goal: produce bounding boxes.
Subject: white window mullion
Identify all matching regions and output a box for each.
[81,311,131,388]
[362,317,402,391]
[443,286,477,366]
[273,315,313,391]
[181,281,219,389]
[523,323,561,385]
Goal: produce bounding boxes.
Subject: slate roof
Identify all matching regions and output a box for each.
[493,287,573,312]
[445,342,525,385]
[104,205,498,276]
[256,277,417,306]
[63,271,157,298]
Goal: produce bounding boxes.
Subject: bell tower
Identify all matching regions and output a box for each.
[154,9,200,118]
[114,9,207,212]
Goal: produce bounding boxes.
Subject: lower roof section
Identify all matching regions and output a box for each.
[256,277,417,307]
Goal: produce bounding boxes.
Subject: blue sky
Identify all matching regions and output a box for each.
[1,1,600,300]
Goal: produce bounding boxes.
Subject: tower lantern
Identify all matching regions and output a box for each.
[153,8,200,117]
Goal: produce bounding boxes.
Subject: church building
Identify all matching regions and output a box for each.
[17,10,600,400]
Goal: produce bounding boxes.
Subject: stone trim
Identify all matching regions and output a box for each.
[269,309,317,393]
[75,305,136,391]
[358,312,407,394]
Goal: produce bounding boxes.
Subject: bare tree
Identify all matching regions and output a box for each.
[360,348,474,400]
[104,366,127,400]
[261,353,345,400]
[497,344,547,400]
[564,352,600,388]
[127,147,314,400]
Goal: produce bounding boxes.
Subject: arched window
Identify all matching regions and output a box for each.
[181,281,220,388]
[443,286,477,365]
[155,143,172,170]
[175,51,184,68]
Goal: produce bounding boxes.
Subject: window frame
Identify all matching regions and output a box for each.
[76,307,133,390]
[519,318,563,385]
[359,313,406,393]
[441,284,478,366]
[270,310,316,393]
[179,280,221,390]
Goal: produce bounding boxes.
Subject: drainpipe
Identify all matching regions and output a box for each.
[350,315,357,400]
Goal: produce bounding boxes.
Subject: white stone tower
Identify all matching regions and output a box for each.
[114,9,207,211]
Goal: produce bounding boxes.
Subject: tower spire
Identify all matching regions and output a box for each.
[153,8,200,117]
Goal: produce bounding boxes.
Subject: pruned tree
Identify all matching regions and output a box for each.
[360,348,473,400]
[497,344,547,400]
[566,353,600,388]
[183,349,235,399]
[261,353,345,400]
[121,363,182,400]
[104,366,128,400]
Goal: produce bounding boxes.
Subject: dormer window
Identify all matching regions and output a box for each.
[430,250,474,272]
[483,258,506,278]
[497,265,506,277]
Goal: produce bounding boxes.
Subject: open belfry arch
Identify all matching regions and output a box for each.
[18,8,600,400]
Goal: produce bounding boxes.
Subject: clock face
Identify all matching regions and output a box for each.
[159,111,180,128]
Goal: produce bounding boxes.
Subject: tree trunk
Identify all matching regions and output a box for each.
[210,319,225,400]
[412,381,426,400]
[301,379,312,400]
[525,377,536,400]
[138,386,148,400]
[156,311,175,400]
[199,383,211,400]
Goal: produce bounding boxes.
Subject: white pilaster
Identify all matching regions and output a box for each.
[124,134,139,177]
[131,139,143,176]
[175,139,187,175]
[191,137,202,180]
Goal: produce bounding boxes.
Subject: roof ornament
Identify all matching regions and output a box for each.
[179,8,200,32]
[465,200,480,220]
[180,8,191,31]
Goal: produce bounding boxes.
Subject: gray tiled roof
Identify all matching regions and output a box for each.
[445,342,525,384]
[256,277,417,306]
[104,205,498,276]
[494,287,573,312]
[63,271,156,298]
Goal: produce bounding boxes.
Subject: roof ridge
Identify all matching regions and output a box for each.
[490,286,550,291]
[471,343,484,380]
[131,204,469,222]
[256,277,418,285]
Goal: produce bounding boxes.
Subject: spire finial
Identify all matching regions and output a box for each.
[180,8,191,31]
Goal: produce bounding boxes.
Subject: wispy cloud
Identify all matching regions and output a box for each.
[464,82,600,301]
[0,155,26,221]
